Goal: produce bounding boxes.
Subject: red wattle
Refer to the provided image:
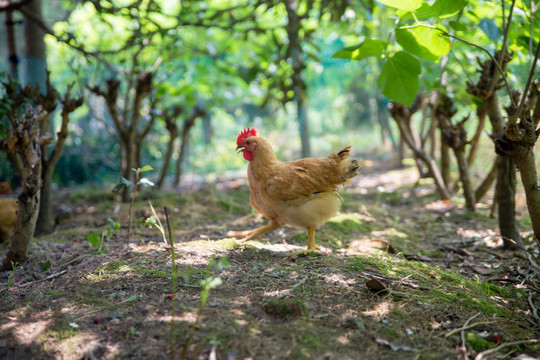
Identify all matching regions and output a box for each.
[243,151,254,161]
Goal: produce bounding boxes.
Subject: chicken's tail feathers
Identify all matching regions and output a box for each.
[332,146,362,184]
[336,146,352,160]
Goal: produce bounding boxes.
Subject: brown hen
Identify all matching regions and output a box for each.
[228,128,361,256]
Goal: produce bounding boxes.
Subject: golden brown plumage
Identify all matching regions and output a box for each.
[0,198,17,244]
[228,128,361,256]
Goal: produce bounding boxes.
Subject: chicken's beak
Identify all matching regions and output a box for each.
[236,145,245,153]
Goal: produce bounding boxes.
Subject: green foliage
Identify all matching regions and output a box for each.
[332,39,386,61]
[334,0,539,107]
[87,218,121,254]
[7,261,21,289]
[378,0,423,12]
[377,51,421,105]
[396,25,450,62]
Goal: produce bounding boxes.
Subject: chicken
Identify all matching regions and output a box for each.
[0,182,11,195]
[0,198,17,244]
[228,128,361,256]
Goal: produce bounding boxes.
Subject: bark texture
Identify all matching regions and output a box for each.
[1,105,45,270]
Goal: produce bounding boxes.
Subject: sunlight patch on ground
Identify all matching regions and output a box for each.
[457,228,504,247]
[319,273,356,287]
[2,318,51,344]
[362,300,395,319]
[371,229,407,239]
[152,312,197,324]
[343,238,391,255]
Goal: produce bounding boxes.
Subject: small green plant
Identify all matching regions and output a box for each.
[180,260,227,360]
[7,261,21,288]
[87,218,121,254]
[113,165,154,245]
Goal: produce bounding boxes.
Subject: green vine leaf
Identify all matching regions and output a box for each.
[332,39,386,61]
[377,51,421,106]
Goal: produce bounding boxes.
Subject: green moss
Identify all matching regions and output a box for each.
[466,332,495,352]
[327,213,373,234]
[45,290,64,299]
[47,320,78,340]
[263,298,307,319]
[291,331,324,359]
[139,268,170,278]
[102,260,130,273]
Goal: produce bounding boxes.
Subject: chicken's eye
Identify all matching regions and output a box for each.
[246,141,251,145]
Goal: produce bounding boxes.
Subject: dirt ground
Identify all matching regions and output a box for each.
[1,158,539,359]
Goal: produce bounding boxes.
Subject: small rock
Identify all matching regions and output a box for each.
[110,318,121,325]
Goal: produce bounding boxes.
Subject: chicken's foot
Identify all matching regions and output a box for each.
[288,226,321,257]
[227,223,279,242]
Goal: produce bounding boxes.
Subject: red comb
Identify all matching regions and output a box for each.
[236,127,257,145]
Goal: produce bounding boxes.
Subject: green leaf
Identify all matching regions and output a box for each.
[377,51,421,106]
[332,39,386,61]
[396,25,450,62]
[41,261,51,272]
[478,18,501,41]
[430,0,467,18]
[378,0,423,12]
[138,165,153,173]
[113,177,132,193]
[449,21,467,31]
[87,232,101,247]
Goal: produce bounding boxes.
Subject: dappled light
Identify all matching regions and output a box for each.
[1,0,540,358]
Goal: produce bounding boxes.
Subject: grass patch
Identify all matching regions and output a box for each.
[327,213,374,234]
[183,238,243,251]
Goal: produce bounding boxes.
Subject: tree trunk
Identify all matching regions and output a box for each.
[377,96,396,151]
[22,0,47,92]
[453,146,475,211]
[1,105,45,270]
[484,95,522,248]
[157,107,181,189]
[468,104,486,166]
[285,0,310,158]
[174,107,205,187]
[297,88,311,158]
[6,3,18,80]
[35,83,81,234]
[390,102,451,200]
[474,162,497,203]
[157,131,177,189]
[495,156,521,248]
[440,132,451,187]
[513,148,540,248]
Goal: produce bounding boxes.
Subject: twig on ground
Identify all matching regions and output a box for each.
[0,270,68,293]
[444,321,495,338]
[474,339,539,360]
[455,312,482,360]
[528,293,539,323]
[277,277,307,299]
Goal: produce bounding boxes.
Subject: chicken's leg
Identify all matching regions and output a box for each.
[288,226,320,257]
[227,223,280,243]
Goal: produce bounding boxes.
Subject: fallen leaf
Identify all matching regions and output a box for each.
[366,278,388,295]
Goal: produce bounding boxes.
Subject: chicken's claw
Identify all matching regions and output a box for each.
[227,223,279,243]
